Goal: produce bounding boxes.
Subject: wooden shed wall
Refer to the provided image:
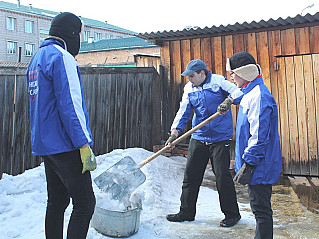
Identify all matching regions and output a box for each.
[134,55,161,73]
[160,24,319,176]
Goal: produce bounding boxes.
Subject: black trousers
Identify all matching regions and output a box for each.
[43,150,96,239]
[248,184,273,239]
[179,139,240,219]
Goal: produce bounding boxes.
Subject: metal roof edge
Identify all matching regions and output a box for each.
[137,12,319,40]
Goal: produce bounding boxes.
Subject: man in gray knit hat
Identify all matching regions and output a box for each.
[227,52,282,239]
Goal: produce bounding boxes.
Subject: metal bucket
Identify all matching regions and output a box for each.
[91,206,142,237]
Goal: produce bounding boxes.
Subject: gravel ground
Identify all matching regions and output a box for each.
[201,167,319,239]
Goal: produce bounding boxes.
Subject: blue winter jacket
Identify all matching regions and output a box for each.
[26,39,93,156]
[234,77,282,185]
[171,71,242,143]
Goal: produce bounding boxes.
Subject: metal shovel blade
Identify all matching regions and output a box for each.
[94,156,146,200]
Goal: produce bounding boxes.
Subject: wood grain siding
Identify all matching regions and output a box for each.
[224,35,232,76]
[160,41,172,135]
[312,54,319,175]
[281,28,296,56]
[256,32,271,91]
[170,41,182,115]
[268,30,282,137]
[275,54,319,175]
[0,73,41,176]
[212,36,223,75]
[181,39,191,85]
[246,32,258,60]
[310,26,319,53]
[277,57,291,173]
[296,27,310,54]
[201,38,212,71]
[233,34,245,53]
[294,56,309,175]
[303,55,318,176]
[285,56,300,174]
[191,38,201,60]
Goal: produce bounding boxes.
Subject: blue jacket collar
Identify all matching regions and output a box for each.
[241,77,264,94]
[40,39,65,49]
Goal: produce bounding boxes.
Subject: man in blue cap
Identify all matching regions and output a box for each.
[165,59,242,227]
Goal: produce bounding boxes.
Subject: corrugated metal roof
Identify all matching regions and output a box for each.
[137,12,319,40]
[79,36,158,53]
[0,1,136,34]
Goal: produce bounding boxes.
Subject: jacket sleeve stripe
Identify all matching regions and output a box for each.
[60,49,92,144]
[245,86,261,153]
[243,85,275,166]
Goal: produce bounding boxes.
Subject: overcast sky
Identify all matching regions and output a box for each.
[5,0,319,33]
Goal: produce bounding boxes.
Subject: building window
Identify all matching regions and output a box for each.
[84,31,90,41]
[95,32,102,41]
[25,43,35,56]
[7,17,16,31]
[25,20,34,33]
[7,41,17,54]
[39,29,50,34]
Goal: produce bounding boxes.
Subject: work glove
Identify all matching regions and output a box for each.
[233,163,255,185]
[217,97,233,114]
[80,145,97,174]
[165,134,177,147]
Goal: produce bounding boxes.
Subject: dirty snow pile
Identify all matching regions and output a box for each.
[0,148,255,239]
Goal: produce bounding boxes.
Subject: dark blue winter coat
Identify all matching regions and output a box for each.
[234,77,282,185]
[26,39,93,156]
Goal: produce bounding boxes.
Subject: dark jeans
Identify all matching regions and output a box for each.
[43,150,96,239]
[248,184,273,239]
[179,139,240,219]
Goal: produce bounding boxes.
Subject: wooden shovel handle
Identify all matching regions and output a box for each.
[138,112,221,167]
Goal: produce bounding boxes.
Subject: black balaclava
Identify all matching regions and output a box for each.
[49,12,82,57]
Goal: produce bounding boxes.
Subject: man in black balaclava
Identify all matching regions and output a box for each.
[26,12,96,239]
[49,12,82,57]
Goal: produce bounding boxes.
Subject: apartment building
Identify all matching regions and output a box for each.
[0,0,136,63]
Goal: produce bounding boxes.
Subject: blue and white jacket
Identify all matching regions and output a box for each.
[234,77,282,185]
[26,39,93,156]
[171,71,242,143]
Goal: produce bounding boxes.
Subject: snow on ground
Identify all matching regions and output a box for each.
[0,148,255,239]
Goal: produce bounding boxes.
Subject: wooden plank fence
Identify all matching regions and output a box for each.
[277,54,319,176]
[0,66,164,177]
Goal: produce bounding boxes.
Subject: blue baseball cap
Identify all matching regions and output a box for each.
[181,59,207,76]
